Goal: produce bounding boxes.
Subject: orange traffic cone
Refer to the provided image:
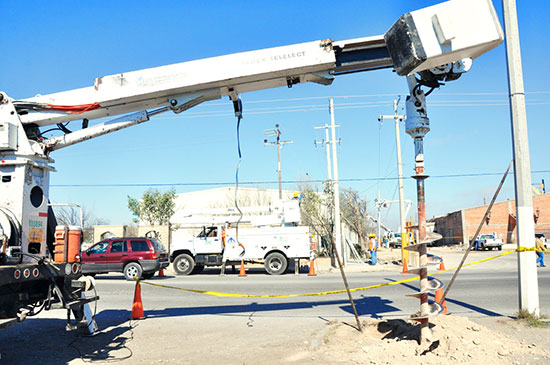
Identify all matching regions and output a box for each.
[439,256,446,271]
[401,258,408,274]
[435,286,448,314]
[158,268,165,277]
[238,260,247,277]
[308,258,316,276]
[131,281,145,320]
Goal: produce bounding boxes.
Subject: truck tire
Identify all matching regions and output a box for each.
[191,264,204,275]
[264,252,288,275]
[124,262,143,281]
[498,245,502,251]
[174,254,195,275]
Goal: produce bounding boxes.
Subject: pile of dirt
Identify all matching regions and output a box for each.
[301,315,550,364]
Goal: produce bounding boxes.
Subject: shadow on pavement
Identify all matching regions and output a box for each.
[95,295,401,320]
[385,278,503,317]
[0,313,136,364]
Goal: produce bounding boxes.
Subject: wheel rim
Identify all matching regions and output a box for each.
[269,258,282,271]
[127,266,138,278]
[177,259,190,272]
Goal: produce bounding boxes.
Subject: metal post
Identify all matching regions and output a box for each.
[502,0,539,315]
[376,192,382,248]
[405,74,431,347]
[313,124,333,180]
[379,100,406,261]
[393,100,407,264]
[329,98,344,265]
[325,127,333,180]
[264,124,293,201]
[276,128,282,200]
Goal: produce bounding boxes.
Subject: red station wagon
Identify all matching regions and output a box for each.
[81,237,169,280]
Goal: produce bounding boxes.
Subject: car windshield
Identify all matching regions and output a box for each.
[480,234,494,239]
[150,238,166,252]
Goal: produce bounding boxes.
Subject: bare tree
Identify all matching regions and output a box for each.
[340,188,374,252]
[53,205,109,243]
[297,181,335,259]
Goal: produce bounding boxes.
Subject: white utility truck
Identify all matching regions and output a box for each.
[170,225,311,275]
[0,0,503,330]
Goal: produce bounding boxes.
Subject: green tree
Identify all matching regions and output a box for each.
[128,188,176,225]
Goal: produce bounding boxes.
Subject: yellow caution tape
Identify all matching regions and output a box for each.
[516,246,550,254]
[139,250,515,298]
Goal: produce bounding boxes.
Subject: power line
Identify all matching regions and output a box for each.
[50,169,550,188]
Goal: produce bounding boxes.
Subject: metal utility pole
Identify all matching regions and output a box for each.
[264,124,293,200]
[328,98,344,265]
[502,0,539,315]
[378,99,407,262]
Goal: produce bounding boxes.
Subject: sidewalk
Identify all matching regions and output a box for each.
[314,245,514,274]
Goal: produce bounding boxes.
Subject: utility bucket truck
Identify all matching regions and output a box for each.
[170,200,312,275]
[0,0,502,331]
[171,225,311,275]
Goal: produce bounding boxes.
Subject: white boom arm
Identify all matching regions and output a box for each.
[0,0,503,261]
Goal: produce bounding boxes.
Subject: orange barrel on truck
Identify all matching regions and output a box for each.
[67,226,83,262]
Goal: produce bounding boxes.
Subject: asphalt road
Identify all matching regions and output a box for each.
[1,250,549,364]
[89,250,550,320]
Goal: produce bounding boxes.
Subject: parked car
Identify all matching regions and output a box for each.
[81,237,169,280]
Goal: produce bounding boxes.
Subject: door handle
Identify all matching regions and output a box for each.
[99,255,106,257]
[122,254,128,256]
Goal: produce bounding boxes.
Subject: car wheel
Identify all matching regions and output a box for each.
[498,246,502,251]
[142,272,155,279]
[174,254,195,275]
[264,252,288,275]
[191,264,204,275]
[124,262,143,281]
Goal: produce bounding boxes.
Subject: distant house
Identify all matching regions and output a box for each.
[431,194,550,245]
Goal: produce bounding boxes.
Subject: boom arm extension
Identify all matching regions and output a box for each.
[14,36,391,128]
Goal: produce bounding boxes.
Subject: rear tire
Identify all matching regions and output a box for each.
[174,254,195,275]
[498,246,502,251]
[191,264,204,275]
[264,252,288,275]
[124,262,143,281]
[142,272,155,279]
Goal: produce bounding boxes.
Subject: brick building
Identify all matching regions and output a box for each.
[431,194,550,245]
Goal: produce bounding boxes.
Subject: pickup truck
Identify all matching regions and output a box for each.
[474,234,503,251]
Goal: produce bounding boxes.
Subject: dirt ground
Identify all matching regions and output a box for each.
[61,314,549,364]
[291,315,550,365]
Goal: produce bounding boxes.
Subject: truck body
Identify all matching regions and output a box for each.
[474,234,503,250]
[170,225,311,275]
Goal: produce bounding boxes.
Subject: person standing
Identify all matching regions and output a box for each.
[368,234,378,265]
[535,235,545,267]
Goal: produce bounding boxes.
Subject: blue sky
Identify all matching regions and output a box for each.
[2,1,548,229]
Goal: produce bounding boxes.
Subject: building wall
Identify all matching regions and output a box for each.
[433,194,550,244]
[90,225,129,249]
[432,211,464,244]
[137,225,171,250]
